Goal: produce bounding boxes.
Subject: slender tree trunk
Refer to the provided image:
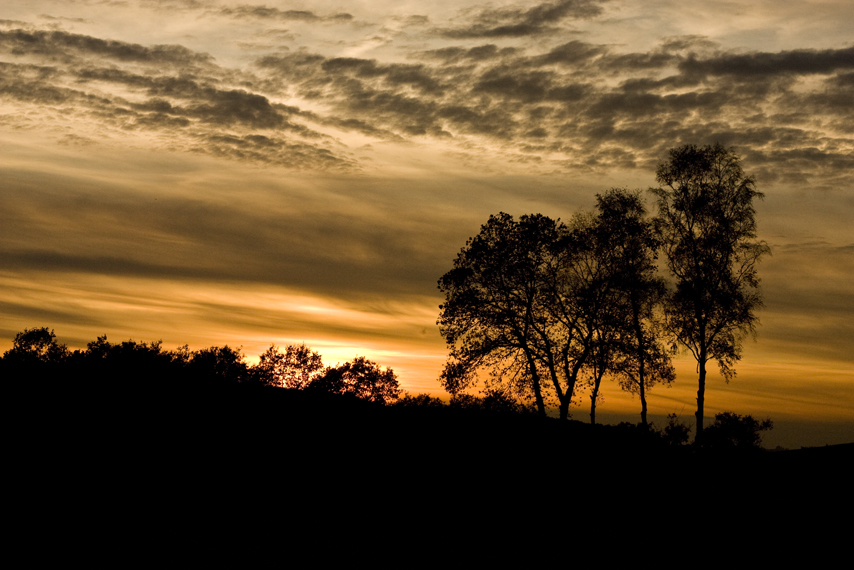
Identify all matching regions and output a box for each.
[589,391,597,424]
[633,298,647,429]
[589,369,603,424]
[695,357,706,443]
[639,380,648,429]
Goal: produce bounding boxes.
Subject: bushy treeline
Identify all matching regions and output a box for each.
[1,326,401,404]
[2,326,774,450]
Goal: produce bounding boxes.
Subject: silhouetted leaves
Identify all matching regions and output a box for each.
[703,412,773,450]
[306,356,401,404]
[255,343,324,388]
[652,143,770,439]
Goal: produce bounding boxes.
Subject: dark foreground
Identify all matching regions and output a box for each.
[7,381,850,539]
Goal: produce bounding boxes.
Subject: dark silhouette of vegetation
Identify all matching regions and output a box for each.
[4,324,851,497]
[437,144,769,435]
[438,189,674,423]
[437,212,560,417]
[5,327,69,364]
[586,189,674,428]
[655,414,692,447]
[1,328,399,406]
[702,412,773,450]
[255,343,324,388]
[652,143,770,441]
[306,356,401,404]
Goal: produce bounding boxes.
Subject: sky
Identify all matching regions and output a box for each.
[2,0,852,447]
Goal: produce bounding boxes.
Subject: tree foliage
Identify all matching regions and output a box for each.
[437,203,649,420]
[3,327,69,364]
[307,356,401,404]
[651,143,769,438]
[703,412,773,449]
[437,213,560,415]
[583,190,675,426]
[255,343,324,388]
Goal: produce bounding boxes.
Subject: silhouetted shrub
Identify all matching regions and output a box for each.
[396,393,446,409]
[657,414,691,447]
[306,356,401,404]
[702,411,773,449]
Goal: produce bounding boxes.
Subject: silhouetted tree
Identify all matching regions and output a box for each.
[437,213,559,416]
[1,327,70,384]
[254,343,323,388]
[395,393,446,409]
[438,212,629,420]
[79,335,183,387]
[651,143,769,440]
[655,414,691,447]
[3,327,69,364]
[307,356,401,404]
[188,346,251,385]
[591,189,674,428]
[703,412,773,449]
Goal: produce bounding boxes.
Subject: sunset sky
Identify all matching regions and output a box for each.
[2,0,852,447]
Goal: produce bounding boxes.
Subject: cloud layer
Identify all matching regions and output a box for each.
[2,3,852,184]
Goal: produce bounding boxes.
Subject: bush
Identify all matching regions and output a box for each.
[702,411,773,449]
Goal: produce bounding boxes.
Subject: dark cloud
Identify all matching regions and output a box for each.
[0,29,214,66]
[321,58,443,94]
[218,5,352,23]
[442,0,606,38]
[0,31,352,169]
[39,14,93,24]
[72,66,315,132]
[414,44,521,66]
[3,17,852,181]
[537,41,605,66]
[0,19,31,28]
[200,133,351,169]
[252,37,854,180]
[680,46,854,78]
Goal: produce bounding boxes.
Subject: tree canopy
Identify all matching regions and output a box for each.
[651,143,769,439]
[306,356,401,404]
[437,189,674,421]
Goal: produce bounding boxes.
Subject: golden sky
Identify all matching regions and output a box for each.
[2,0,852,447]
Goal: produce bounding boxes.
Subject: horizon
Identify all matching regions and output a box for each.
[2,1,852,449]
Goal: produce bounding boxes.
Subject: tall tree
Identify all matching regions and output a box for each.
[592,189,674,428]
[437,213,559,416]
[651,143,769,440]
[438,212,624,420]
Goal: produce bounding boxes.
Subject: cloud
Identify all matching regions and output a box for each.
[441,0,606,38]
[0,29,214,66]
[680,46,854,78]
[218,4,353,23]
[417,44,519,63]
[0,28,352,169]
[2,16,853,183]
[0,169,448,300]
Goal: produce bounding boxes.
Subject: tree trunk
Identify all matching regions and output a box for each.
[695,358,706,443]
[633,299,647,429]
[589,369,603,424]
[639,380,647,429]
[589,391,597,424]
[559,396,571,421]
[525,351,546,418]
